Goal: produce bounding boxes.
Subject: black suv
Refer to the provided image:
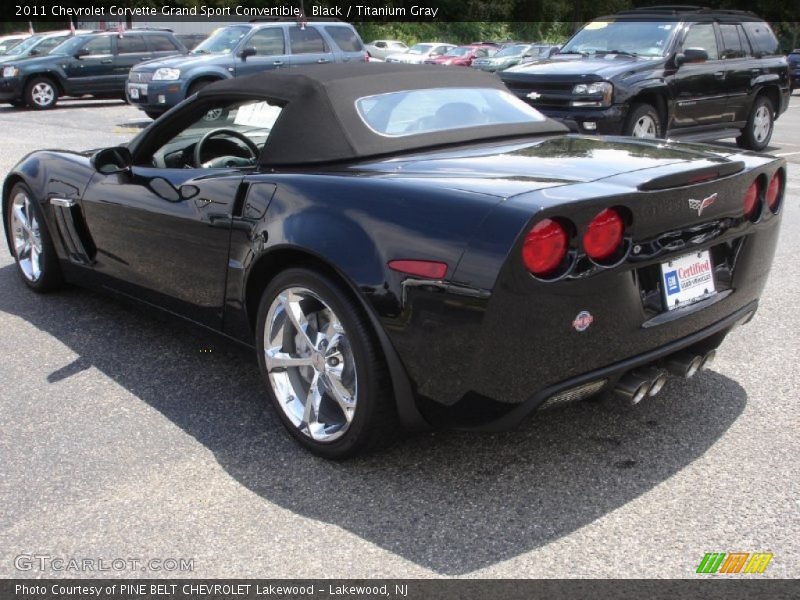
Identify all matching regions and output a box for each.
[0,30,186,110]
[500,7,791,150]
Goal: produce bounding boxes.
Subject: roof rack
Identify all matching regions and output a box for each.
[616,5,757,17]
[248,17,341,23]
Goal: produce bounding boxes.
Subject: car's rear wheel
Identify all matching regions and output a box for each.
[6,183,63,292]
[256,268,398,459]
[624,103,662,139]
[737,95,774,151]
[25,77,58,110]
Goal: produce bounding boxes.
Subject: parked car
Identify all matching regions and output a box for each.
[472,43,557,72]
[365,39,407,60]
[126,22,367,119]
[384,42,456,64]
[516,44,562,65]
[0,30,92,65]
[500,6,791,150]
[789,49,800,91]
[3,64,784,457]
[424,44,496,67]
[0,34,30,55]
[0,30,186,110]
[176,33,208,52]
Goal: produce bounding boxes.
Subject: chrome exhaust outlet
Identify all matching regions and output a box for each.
[614,373,651,405]
[665,352,704,378]
[635,367,669,397]
[699,349,716,371]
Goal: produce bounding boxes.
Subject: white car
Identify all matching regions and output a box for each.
[384,43,456,64]
[365,40,407,60]
[0,34,31,55]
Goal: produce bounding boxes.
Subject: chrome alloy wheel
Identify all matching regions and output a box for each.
[264,287,358,442]
[10,192,43,282]
[753,105,772,143]
[632,114,657,138]
[31,82,55,107]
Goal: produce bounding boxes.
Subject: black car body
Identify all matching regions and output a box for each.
[0,30,186,109]
[3,64,785,458]
[500,7,791,151]
[789,50,800,90]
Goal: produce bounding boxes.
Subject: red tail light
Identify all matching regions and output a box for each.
[583,208,624,261]
[522,219,568,276]
[744,180,759,219]
[766,171,782,212]
[388,259,447,279]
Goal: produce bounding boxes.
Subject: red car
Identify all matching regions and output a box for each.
[424,44,496,67]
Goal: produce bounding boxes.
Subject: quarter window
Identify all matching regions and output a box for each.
[324,26,363,52]
[148,35,179,52]
[248,28,286,55]
[742,22,780,56]
[289,27,327,54]
[682,23,719,60]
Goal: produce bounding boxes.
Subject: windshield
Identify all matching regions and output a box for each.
[561,20,678,57]
[356,87,546,137]
[191,26,249,55]
[407,44,433,54]
[50,35,87,55]
[5,35,43,55]
[495,44,531,58]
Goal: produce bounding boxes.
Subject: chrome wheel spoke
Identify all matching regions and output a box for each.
[264,347,314,371]
[280,291,316,348]
[323,372,356,422]
[301,372,323,437]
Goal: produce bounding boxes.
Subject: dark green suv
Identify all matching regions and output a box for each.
[0,30,186,109]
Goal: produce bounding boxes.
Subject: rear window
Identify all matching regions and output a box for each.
[742,22,780,56]
[324,26,363,52]
[289,27,327,54]
[148,34,179,52]
[355,87,546,137]
[117,35,147,54]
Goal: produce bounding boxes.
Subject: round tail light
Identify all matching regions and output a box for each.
[766,171,782,212]
[744,180,759,219]
[583,208,624,261]
[522,219,568,276]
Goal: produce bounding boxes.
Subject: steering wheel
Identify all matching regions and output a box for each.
[193,128,259,168]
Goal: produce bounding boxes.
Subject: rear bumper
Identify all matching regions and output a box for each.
[0,76,23,101]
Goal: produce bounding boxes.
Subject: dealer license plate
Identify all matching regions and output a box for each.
[660,250,716,311]
[127,83,147,99]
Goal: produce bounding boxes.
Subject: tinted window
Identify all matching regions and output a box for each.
[117,35,148,54]
[289,27,327,54]
[373,41,386,48]
[743,22,780,56]
[682,23,718,60]
[83,36,112,55]
[247,28,285,56]
[720,24,745,59]
[36,36,68,54]
[148,35,179,52]
[356,87,546,137]
[324,26,363,52]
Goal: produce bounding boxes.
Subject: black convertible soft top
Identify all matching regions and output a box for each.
[198,63,567,166]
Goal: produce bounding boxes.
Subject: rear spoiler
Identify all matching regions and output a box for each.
[638,161,746,191]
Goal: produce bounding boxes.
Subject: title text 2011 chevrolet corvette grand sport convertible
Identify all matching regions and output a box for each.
[3,64,785,458]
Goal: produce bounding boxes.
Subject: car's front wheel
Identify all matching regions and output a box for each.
[25,77,58,110]
[5,183,63,292]
[737,95,774,151]
[144,110,163,120]
[624,103,662,139]
[256,268,398,459]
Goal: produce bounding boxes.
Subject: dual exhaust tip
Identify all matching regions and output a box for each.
[614,350,716,405]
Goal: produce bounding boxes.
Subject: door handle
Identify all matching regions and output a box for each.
[713,71,725,79]
[101,59,113,64]
[273,60,284,66]
[317,58,330,64]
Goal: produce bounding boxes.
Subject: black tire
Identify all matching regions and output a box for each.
[5,182,63,292]
[9,99,25,108]
[24,76,58,110]
[255,268,399,459]
[736,95,774,151]
[623,102,662,139]
[144,110,163,120]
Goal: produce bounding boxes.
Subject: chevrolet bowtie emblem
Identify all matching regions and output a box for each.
[688,193,717,216]
[526,91,542,100]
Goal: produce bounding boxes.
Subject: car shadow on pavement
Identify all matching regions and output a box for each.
[0,265,747,576]
[0,100,126,113]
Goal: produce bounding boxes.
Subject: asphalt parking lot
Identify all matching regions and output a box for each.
[0,96,798,579]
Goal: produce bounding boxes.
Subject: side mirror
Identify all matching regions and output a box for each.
[675,47,709,66]
[29,49,39,56]
[90,146,132,175]
[73,48,90,59]
[239,47,256,60]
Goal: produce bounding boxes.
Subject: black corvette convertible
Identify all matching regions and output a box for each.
[3,64,784,458]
